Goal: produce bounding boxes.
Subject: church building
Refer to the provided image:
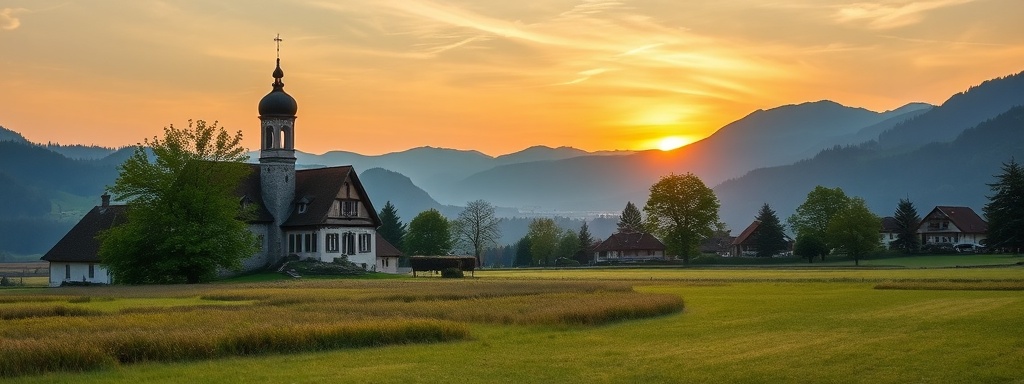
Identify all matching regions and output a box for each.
[42,50,402,286]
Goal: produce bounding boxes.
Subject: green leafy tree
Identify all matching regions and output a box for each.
[528,218,560,266]
[891,198,921,253]
[643,173,722,264]
[555,229,579,262]
[793,235,827,263]
[983,159,1024,252]
[788,186,851,261]
[377,201,407,265]
[826,197,881,266]
[576,221,595,264]
[100,120,257,284]
[515,236,533,266]
[617,201,644,233]
[453,199,502,267]
[404,209,451,256]
[751,203,788,258]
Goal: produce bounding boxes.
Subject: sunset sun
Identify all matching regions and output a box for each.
[657,136,690,151]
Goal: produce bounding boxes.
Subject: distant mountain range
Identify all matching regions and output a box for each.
[2,69,1022,256]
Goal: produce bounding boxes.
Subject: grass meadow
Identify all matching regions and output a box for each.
[2,266,1022,383]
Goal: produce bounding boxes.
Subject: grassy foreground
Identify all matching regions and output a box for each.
[4,267,1023,383]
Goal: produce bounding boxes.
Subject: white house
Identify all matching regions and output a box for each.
[917,206,988,246]
[42,51,402,286]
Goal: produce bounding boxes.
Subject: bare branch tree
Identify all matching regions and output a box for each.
[454,200,502,267]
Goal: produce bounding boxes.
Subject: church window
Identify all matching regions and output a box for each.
[326,233,340,253]
[311,233,318,252]
[88,264,95,279]
[65,264,71,279]
[304,234,311,252]
[288,234,297,253]
[343,201,358,217]
[264,127,274,149]
[359,233,371,253]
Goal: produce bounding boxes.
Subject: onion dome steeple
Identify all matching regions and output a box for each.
[258,38,297,117]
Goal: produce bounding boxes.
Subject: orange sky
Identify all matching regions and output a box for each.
[2,1,1023,156]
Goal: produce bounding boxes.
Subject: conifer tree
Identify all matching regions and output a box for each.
[617,201,644,233]
[515,236,533,267]
[576,221,595,264]
[984,158,1024,252]
[377,201,407,262]
[751,203,788,258]
[891,198,921,253]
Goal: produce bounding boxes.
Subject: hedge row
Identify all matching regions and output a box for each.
[409,256,477,274]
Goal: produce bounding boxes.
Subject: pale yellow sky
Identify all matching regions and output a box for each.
[2,0,1022,155]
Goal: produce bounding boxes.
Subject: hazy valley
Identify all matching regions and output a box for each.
[2,70,1023,258]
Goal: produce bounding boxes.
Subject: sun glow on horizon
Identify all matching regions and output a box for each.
[656,136,691,151]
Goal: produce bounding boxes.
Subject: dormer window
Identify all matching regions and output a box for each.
[297,197,312,214]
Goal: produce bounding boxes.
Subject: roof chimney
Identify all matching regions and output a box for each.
[101,193,110,208]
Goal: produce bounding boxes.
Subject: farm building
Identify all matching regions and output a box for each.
[593,232,668,263]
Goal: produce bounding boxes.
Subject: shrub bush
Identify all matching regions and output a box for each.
[289,260,366,276]
[441,267,464,278]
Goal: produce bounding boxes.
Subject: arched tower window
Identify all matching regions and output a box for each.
[264,126,275,149]
[282,126,293,150]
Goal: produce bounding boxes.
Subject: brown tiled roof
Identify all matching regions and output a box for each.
[925,206,988,233]
[880,217,900,232]
[41,205,127,263]
[593,232,666,252]
[375,233,402,257]
[282,166,381,227]
[237,163,274,223]
[731,221,760,246]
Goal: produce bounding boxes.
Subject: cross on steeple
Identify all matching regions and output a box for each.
[274,34,282,60]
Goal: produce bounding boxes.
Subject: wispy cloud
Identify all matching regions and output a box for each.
[834,0,974,29]
[1,8,26,31]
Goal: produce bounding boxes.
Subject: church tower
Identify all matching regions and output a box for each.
[258,35,297,261]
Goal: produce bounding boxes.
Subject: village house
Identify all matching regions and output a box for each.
[41,53,401,286]
[879,217,900,249]
[730,220,793,257]
[592,232,668,263]
[917,206,988,247]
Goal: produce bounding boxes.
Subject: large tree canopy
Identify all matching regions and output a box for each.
[788,186,851,261]
[100,120,258,284]
[984,158,1024,252]
[643,173,722,264]
[404,209,451,256]
[453,199,501,267]
[826,197,881,266]
[527,218,560,266]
